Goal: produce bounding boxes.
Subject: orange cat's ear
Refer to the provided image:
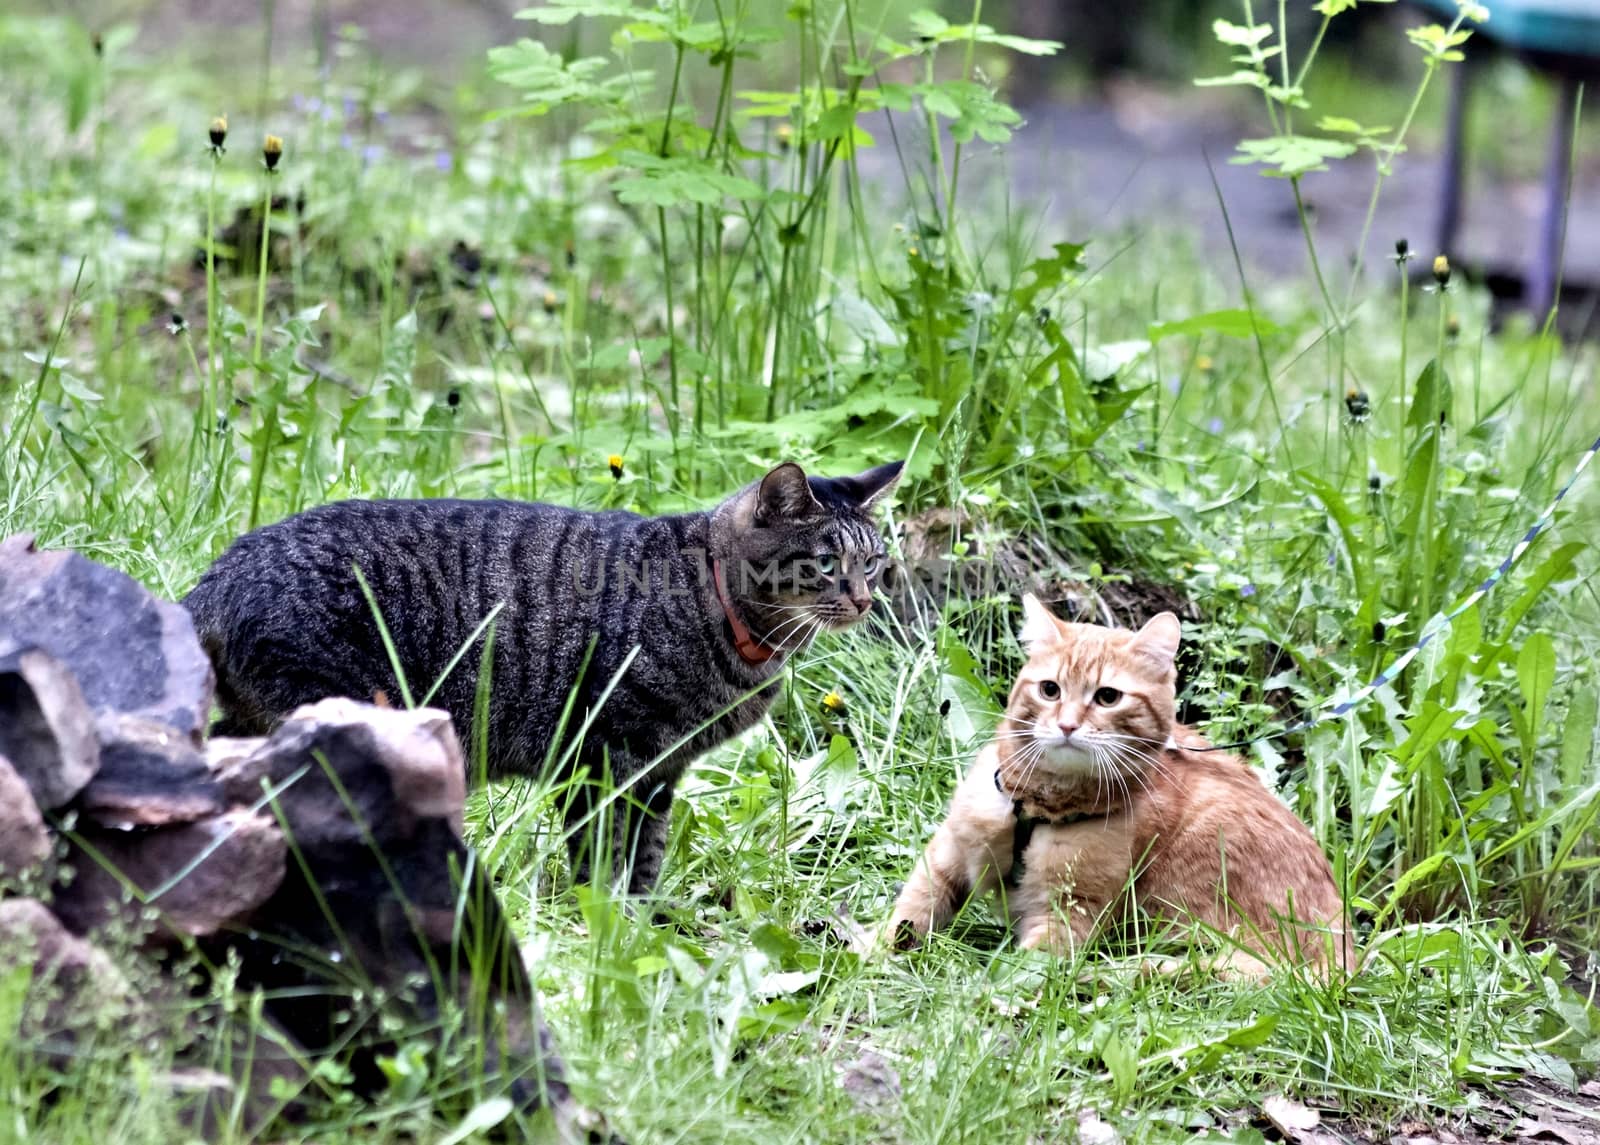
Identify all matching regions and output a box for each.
[1131,611,1182,673]
[1018,593,1064,650]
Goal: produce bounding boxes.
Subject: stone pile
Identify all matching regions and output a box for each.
[0,534,605,1141]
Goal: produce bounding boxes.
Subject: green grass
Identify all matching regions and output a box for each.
[2,1,1598,1141]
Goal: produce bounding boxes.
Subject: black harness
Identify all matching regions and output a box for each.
[995,769,1106,889]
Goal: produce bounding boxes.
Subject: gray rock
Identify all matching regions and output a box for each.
[79,714,225,827]
[0,534,214,741]
[0,645,99,810]
[0,753,51,880]
[222,698,588,1130]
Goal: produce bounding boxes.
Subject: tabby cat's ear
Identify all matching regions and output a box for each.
[755,462,824,524]
[849,460,905,512]
[1018,593,1064,650]
[1131,612,1182,674]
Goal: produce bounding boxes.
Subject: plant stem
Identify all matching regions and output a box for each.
[246,177,276,529]
[205,152,221,446]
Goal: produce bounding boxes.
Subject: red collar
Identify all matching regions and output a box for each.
[712,558,780,666]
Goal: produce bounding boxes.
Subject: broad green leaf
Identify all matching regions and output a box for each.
[1232,133,1358,177]
[1496,542,1584,640]
[438,1099,514,1145]
[56,373,102,403]
[1195,69,1271,90]
[1560,686,1598,789]
[1148,308,1279,342]
[1406,359,1452,435]
[1212,18,1274,46]
[1396,701,1464,764]
[1516,631,1557,734]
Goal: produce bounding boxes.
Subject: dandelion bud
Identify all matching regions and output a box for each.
[541,290,559,314]
[166,312,188,336]
[1446,314,1461,340]
[1345,388,1371,422]
[939,698,951,717]
[1373,620,1387,643]
[1369,473,1382,492]
[1394,237,1410,262]
[776,123,793,153]
[608,454,624,480]
[1432,254,1451,287]
[446,389,461,409]
[821,691,847,716]
[564,238,576,269]
[92,32,103,56]
[263,134,284,172]
[209,115,228,149]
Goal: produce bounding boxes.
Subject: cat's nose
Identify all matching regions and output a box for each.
[1057,721,1079,738]
[849,591,873,614]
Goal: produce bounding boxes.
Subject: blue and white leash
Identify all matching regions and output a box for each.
[1190,432,1600,753]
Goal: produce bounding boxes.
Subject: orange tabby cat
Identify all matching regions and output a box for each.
[888,595,1353,976]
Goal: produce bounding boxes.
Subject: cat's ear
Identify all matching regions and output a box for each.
[1018,593,1065,650]
[849,460,905,513]
[1131,612,1182,673]
[755,462,824,525]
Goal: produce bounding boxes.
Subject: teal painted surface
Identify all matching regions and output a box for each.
[1413,0,1600,57]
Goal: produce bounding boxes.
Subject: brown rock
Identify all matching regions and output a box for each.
[53,808,286,939]
[0,897,133,1039]
[0,644,99,810]
[205,735,272,804]
[0,753,51,880]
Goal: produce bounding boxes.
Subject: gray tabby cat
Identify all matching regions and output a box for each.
[183,460,902,893]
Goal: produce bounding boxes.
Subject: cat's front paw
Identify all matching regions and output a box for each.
[1016,918,1078,957]
[882,913,926,953]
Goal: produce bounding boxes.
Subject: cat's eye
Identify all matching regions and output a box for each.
[863,553,886,576]
[1093,686,1122,707]
[816,554,838,576]
[1038,680,1061,700]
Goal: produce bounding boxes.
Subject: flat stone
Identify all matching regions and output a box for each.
[0,533,214,741]
[78,714,225,827]
[0,645,99,810]
[256,698,467,839]
[54,809,286,939]
[0,752,51,880]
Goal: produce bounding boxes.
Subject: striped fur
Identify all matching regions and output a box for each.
[184,460,902,892]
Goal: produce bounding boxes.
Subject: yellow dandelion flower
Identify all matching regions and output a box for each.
[822,691,847,714]
[209,114,228,150]
[263,134,284,172]
[1432,254,1450,287]
[608,454,624,480]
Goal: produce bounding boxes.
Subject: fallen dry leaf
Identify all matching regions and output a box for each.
[1264,1093,1323,1138]
[1077,1109,1121,1145]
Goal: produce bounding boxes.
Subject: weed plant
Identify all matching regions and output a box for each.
[0,1,1596,1140]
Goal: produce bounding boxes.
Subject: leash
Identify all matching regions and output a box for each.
[1187,432,1600,753]
[994,769,1106,887]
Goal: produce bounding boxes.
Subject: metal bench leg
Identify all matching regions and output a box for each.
[1529,73,1579,323]
[1435,54,1470,263]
